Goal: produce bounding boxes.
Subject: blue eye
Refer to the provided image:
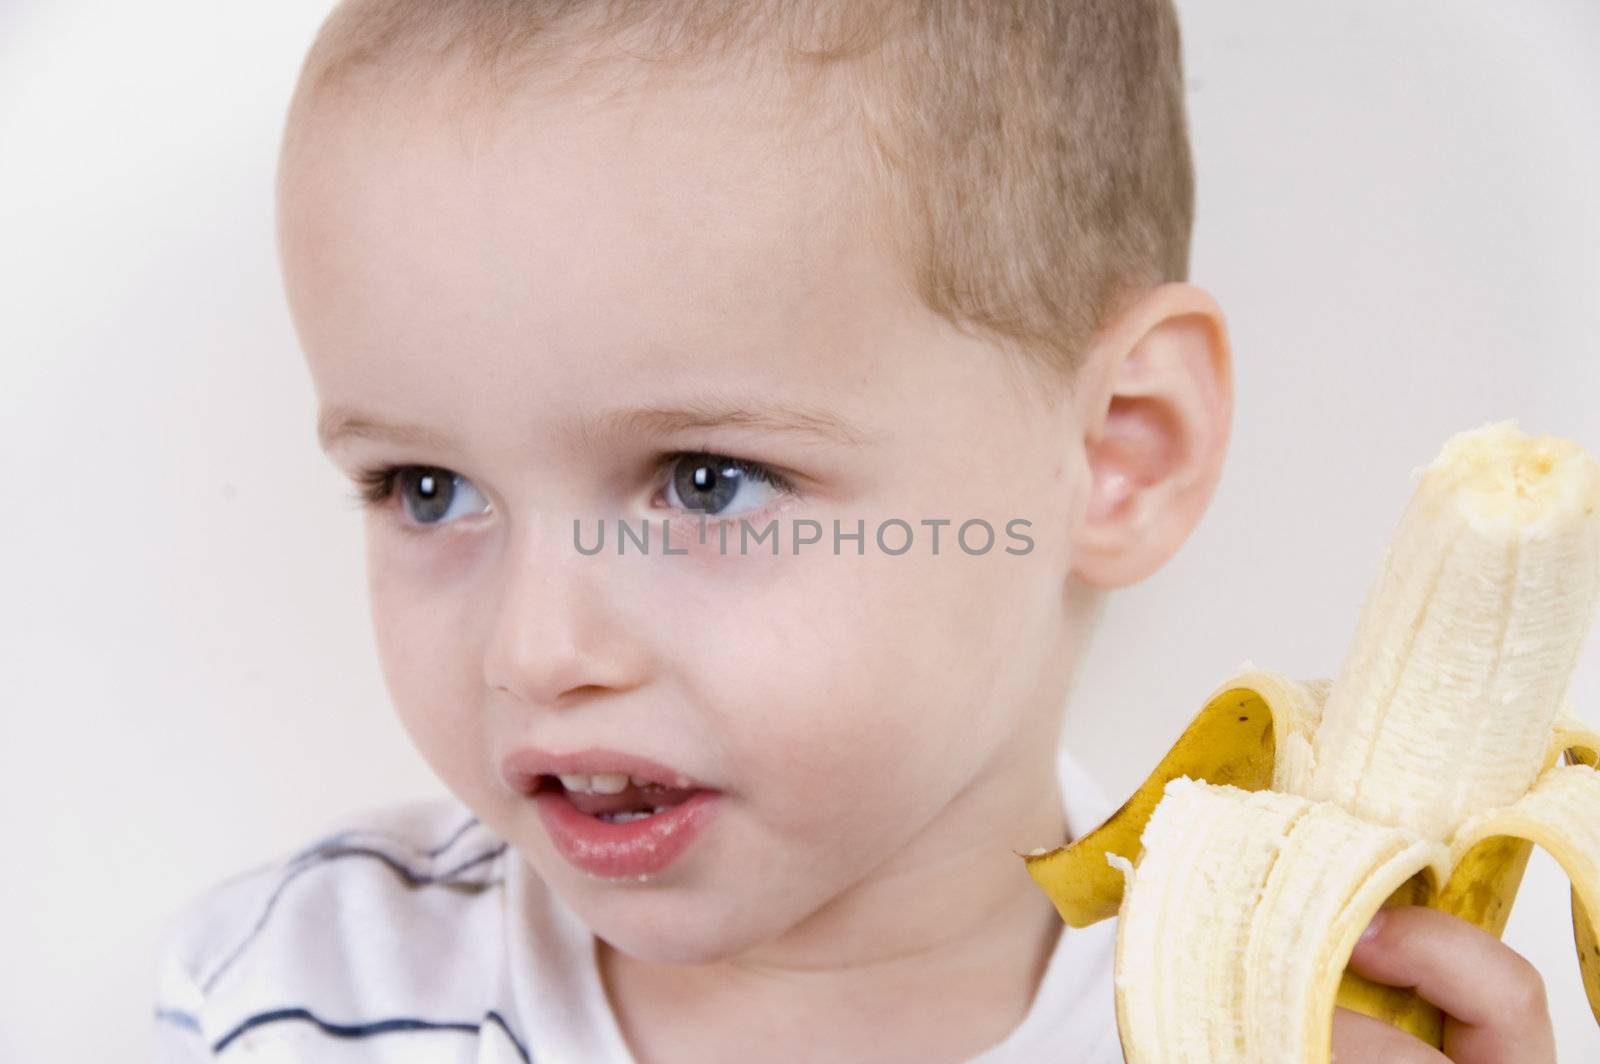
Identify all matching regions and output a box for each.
[350,464,490,527]
[663,451,790,518]
[346,452,794,529]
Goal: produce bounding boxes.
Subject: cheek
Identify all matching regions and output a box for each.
[365,534,489,795]
[692,555,1000,824]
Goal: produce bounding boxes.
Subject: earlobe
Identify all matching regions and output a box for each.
[1070,283,1233,589]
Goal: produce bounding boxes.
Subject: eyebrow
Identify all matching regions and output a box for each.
[317,408,456,452]
[316,396,874,452]
[567,398,875,450]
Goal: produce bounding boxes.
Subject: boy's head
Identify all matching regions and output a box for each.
[275,0,1230,967]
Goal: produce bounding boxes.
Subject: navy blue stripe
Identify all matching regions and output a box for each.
[284,838,502,889]
[484,1009,534,1063]
[153,1006,201,1033]
[437,843,505,880]
[287,829,355,863]
[424,815,481,857]
[213,1005,531,1062]
[200,826,505,993]
[293,813,480,864]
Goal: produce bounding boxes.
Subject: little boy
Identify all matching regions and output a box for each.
[154,1,1557,1061]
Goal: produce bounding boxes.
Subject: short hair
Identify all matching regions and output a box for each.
[282,0,1194,397]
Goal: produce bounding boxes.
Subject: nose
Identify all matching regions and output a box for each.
[481,517,647,710]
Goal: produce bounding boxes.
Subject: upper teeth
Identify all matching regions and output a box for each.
[558,772,653,793]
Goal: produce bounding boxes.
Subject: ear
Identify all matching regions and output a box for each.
[1070,282,1233,589]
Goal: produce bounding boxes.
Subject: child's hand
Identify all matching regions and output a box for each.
[1330,904,1557,1062]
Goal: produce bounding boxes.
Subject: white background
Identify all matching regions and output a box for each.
[2,1,1597,1059]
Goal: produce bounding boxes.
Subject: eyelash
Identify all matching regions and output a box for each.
[345,449,797,524]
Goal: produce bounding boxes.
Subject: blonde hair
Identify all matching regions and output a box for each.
[283,0,1194,396]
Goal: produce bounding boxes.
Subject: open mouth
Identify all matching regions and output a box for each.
[533,773,701,824]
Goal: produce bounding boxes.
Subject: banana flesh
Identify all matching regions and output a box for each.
[1022,419,1600,1062]
[1304,422,1600,840]
[1110,779,1449,1061]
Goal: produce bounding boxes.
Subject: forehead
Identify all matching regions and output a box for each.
[276,53,925,440]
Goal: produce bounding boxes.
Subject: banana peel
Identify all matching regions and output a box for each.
[1021,419,1600,1062]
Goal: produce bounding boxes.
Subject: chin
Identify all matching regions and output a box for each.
[581,893,773,966]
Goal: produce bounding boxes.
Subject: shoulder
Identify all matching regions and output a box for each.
[153,796,519,1060]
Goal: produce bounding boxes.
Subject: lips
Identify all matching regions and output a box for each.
[501,746,723,878]
[532,788,721,877]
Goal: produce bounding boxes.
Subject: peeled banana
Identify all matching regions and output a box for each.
[1022,419,1600,1062]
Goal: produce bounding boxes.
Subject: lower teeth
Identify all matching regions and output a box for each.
[597,807,667,824]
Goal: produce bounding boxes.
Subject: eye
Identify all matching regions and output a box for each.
[661,451,791,519]
[351,464,491,527]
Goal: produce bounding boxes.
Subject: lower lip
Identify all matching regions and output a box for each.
[533,789,721,879]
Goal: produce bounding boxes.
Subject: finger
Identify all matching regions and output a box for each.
[1331,1006,1450,1064]
[1347,905,1556,1064]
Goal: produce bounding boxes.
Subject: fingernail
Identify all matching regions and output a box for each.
[1358,909,1387,943]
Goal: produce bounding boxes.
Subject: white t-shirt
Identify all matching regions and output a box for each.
[153,747,1125,1063]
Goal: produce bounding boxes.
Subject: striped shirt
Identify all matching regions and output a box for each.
[152,747,1124,1062]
